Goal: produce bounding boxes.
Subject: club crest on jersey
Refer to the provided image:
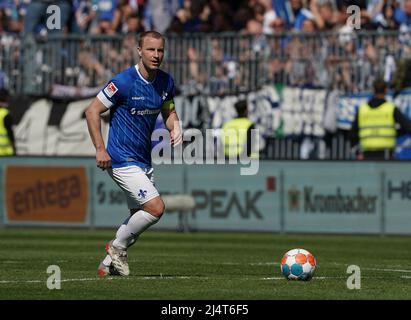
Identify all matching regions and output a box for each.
[138,189,147,199]
[104,82,118,98]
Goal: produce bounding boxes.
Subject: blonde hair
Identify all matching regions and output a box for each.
[138,31,165,48]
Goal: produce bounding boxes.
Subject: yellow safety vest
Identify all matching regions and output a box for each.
[358,102,396,151]
[0,108,14,156]
[222,118,258,158]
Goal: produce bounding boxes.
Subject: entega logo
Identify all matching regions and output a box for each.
[6,166,88,222]
[287,186,378,214]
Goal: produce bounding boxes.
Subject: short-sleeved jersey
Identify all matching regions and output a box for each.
[97,65,175,169]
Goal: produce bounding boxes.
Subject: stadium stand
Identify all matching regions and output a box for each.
[1,0,411,160]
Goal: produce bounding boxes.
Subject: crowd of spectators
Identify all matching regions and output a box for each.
[2,0,411,95]
[1,0,411,36]
[2,1,411,161]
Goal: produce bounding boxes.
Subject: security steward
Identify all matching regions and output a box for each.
[0,89,16,156]
[350,79,411,160]
[221,99,258,159]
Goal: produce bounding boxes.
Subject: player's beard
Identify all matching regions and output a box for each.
[149,61,161,69]
[142,61,160,73]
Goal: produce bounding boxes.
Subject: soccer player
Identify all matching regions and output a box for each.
[85,31,182,277]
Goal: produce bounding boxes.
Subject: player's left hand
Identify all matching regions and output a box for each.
[170,125,183,147]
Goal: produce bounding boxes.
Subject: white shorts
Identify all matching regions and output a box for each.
[107,166,160,209]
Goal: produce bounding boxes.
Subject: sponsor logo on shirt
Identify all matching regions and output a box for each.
[103,82,118,98]
[132,97,145,100]
[130,108,160,116]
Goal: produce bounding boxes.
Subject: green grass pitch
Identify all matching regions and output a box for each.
[0,228,410,300]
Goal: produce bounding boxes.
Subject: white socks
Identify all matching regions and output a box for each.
[113,210,159,249]
[103,210,159,267]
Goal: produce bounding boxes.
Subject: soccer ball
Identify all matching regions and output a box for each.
[280,248,316,281]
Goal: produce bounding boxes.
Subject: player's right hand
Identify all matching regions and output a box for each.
[96,149,111,170]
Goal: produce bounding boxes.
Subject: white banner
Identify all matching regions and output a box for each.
[12,86,329,156]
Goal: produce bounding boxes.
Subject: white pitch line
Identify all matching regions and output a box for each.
[0,275,209,285]
[259,276,342,280]
[0,278,111,284]
[141,276,209,280]
[1,272,409,285]
[329,262,411,273]
[363,267,411,273]
[0,279,43,284]
[324,266,411,274]
[2,260,410,285]
[218,262,278,266]
[0,276,315,284]
[1,260,68,264]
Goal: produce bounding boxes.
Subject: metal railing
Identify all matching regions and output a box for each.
[2,31,411,160]
[2,31,411,95]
